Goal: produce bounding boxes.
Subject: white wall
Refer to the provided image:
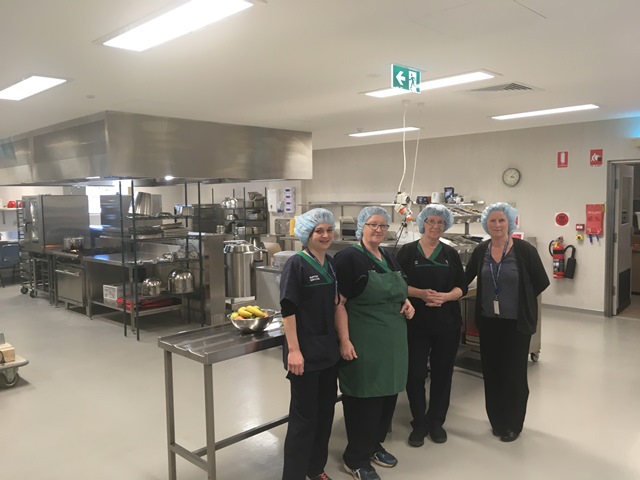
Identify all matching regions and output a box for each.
[0,186,65,206]
[305,118,640,313]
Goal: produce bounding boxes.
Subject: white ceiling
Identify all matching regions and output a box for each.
[2,0,640,151]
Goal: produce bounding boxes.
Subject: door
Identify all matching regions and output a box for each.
[614,164,634,314]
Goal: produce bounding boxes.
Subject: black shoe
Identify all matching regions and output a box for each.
[500,429,520,442]
[491,429,502,437]
[408,427,426,447]
[370,448,398,468]
[429,424,447,443]
[343,464,380,480]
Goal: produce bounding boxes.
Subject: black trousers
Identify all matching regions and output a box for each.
[282,364,338,480]
[405,325,460,429]
[478,316,532,434]
[342,394,397,469]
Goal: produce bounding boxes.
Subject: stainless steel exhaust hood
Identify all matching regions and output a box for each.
[0,111,312,185]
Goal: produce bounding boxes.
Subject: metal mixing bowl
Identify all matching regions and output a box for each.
[228,308,279,333]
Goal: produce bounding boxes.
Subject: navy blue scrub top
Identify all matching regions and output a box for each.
[279,252,340,372]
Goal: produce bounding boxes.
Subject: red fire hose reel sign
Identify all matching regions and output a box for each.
[555,212,570,227]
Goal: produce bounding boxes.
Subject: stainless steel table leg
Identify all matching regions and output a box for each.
[164,350,177,480]
[204,363,216,479]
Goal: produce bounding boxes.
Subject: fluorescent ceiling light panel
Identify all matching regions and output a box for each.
[492,104,599,120]
[349,127,420,137]
[102,0,253,52]
[0,75,67,100]
[366,70,495,98]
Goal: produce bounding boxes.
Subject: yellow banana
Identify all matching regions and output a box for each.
[237,307,253,319]
[246,305,265,318]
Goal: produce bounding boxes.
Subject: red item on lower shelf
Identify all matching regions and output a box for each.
[116,296,178,310]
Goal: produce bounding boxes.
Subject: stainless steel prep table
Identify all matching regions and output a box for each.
[158,323,284,480]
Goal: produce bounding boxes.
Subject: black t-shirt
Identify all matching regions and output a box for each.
[334,243,407,300]
[279,252,339,371]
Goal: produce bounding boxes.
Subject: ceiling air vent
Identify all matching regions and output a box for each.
[466,82,541,96]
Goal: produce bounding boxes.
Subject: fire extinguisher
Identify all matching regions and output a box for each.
[549,237,566,279]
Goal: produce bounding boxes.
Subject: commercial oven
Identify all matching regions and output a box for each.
[22,195,90,253]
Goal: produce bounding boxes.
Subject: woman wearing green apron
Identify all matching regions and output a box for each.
[334,207,414,480]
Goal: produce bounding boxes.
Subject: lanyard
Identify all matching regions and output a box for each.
[304,248,338,303]
[489,240,509,297]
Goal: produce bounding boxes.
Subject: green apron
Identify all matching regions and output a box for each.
[339,248,409,397]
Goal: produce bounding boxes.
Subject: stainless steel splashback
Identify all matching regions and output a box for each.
[0,111,312,185]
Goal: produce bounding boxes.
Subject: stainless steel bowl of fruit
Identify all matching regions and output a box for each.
[228,306,279,333]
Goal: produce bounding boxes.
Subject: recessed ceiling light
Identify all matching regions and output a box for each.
[164,175,175,181]
[349,127,420,137]
[102,0,253,52]
[365,70,495,98]
[0,75,67,101]
[492,104,599,120]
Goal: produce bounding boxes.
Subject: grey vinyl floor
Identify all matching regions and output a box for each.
[1,284,640,480]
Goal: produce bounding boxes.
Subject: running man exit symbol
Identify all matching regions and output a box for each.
[392,64,421,93]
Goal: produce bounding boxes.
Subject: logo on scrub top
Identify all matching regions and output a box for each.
[309,275,321,282]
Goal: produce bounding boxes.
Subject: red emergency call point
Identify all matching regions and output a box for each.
[555,212,569,227]
[576,224,585,231]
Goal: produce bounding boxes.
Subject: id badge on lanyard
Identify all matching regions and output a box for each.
[489,241,509,316]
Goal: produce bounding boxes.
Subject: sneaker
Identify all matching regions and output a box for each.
[429,424,448,444]
[408,427,426,447]
[370,448,398,468]
[343,463,381,480]
[308,472,333,480]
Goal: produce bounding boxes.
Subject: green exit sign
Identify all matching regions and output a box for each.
[391,64,421,93]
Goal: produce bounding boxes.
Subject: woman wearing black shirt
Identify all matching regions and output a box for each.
[334,206,414,480]
[465,202,549,442]
[395,205,467,447]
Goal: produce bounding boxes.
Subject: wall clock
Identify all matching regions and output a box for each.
[502,168,521,187]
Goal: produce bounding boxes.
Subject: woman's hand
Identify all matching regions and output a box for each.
[425,288,462,307]
[287,350,304,375]
[340,340,358,361]
[400,299,415,319]
[425,290,447,307]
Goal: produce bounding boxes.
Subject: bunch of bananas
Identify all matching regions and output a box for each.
[230,305,267,320]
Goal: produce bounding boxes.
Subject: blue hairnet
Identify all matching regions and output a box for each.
[480,202,518,234]
[417,204,453,234]
[294,208,335,245]
[356,206,391,240]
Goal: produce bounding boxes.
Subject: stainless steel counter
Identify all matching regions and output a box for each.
[158,322,284,480]
[157,321,283,365]
[84,252,160,266]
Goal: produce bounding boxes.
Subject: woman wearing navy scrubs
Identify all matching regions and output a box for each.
[280,208,340,480]
[395,204,467,447]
